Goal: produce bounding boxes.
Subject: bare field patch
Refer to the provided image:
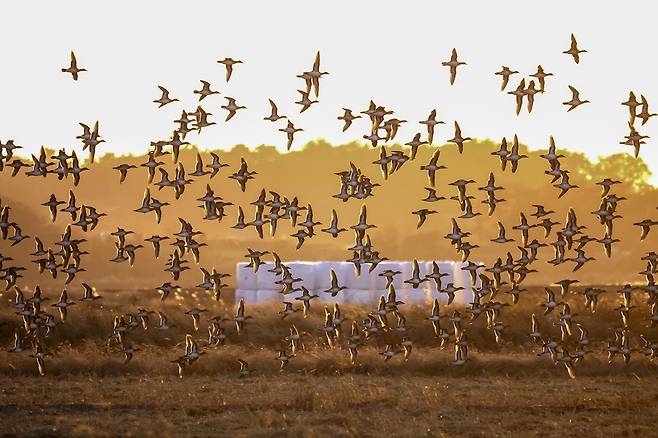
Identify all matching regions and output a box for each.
[1,374,657,437]
[2,289,658,436]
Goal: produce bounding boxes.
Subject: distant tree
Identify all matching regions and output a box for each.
[589,154,652,190]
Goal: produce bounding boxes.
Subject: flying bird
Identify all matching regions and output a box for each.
[442,48,466,85]
[217,57,243,82]
[563,34,587,64]
[494,66,519,91]
[264,99,287,122]
[153,86,179,107]
[278,121,303,150]
[563,85,590,111]
[61,51,86,80]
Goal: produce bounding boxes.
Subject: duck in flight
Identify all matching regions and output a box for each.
[61,51,86,80]
[563,85,590,111]
[217,57,243,82]
[323,269,346,297]
[279,120,303,151]
[508,79,526,115]
[264,99,287,122]
[636,95,657,125]
[193,80,220,101]
[530,65,553,93]
[301,51,328,98]
[295,89,318,113]
[321,209,347,238]
[494,66,518,91]
[221,97,246,121]
[442,48,466,85]
[153,86,178,108]
[338,108,361,132]
[412,209,437,229]
[447,121,471,154]
[420,150,446,187]
[563,34,587,64]
[419,109,445,144]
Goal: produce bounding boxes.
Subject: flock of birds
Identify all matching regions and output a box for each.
[2,34,658,380]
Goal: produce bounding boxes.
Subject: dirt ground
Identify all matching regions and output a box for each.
[2,289,658,437]
[1,373,656,437]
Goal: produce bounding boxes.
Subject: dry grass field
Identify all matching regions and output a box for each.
[2,287,658,437]
[2,374,658,437]
[2,3,656,436]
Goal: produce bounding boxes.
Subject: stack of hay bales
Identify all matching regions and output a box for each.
[235,260,475,304]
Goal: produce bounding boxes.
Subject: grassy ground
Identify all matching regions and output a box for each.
[2,287,657,436]
[1,374,657,437]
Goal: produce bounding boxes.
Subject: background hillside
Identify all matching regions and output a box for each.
[1,138,655,290]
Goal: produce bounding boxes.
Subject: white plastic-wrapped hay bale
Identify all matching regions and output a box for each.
[256,289,281,302]
[394,261,410,289]
[235,260,474,304]
[344,264,374,291]
[286,262,318,291]
[398,286,430,304]
[236,263,259,290]
[341,288,374,304]
[235,263,259,303]
[452,262,475,304]
[255,263,280,290]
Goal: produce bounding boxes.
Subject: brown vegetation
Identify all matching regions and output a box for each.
[2,282,657,436]
[1,373,657,437]
[1,139,656,291]
[1,287,657,378]
[3,140,658,436]
[0,373,655,437]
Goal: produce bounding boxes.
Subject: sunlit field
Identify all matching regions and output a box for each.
[3,2,658,436]
[2,375,657,437]
[2,287,658,436]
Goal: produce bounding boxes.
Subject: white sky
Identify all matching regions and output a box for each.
[2,1,657,181]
